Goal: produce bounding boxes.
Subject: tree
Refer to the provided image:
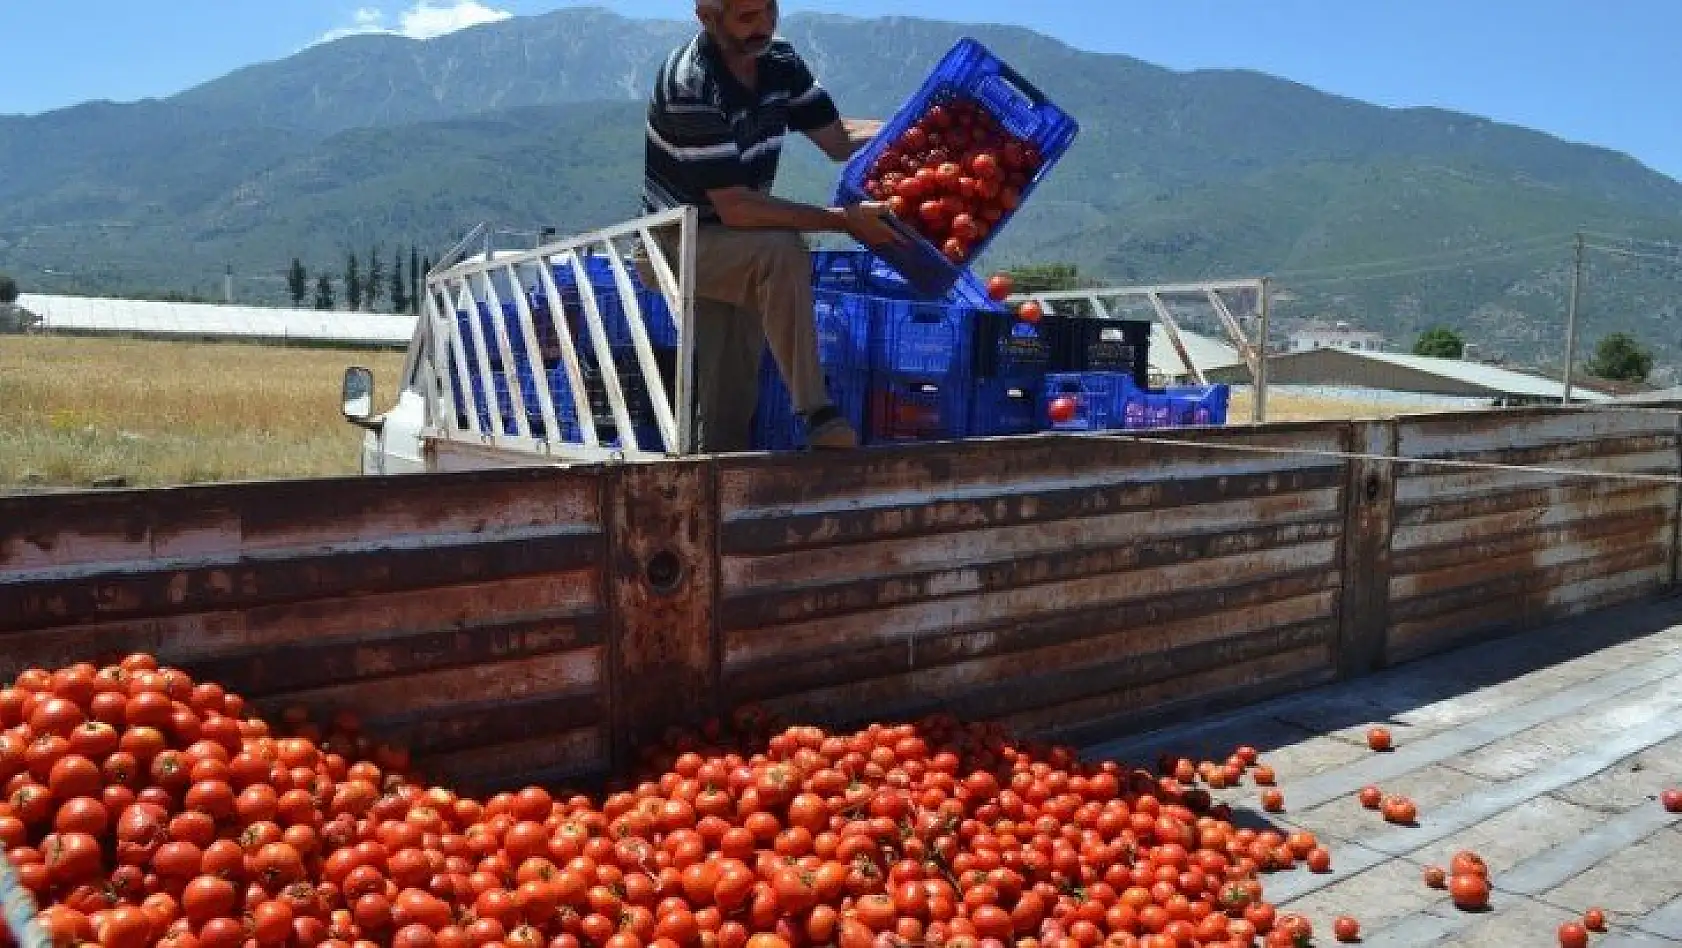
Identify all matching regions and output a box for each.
[410,246,422,315]
[1585,332,1653,383]
[390,250,409,315]
[286,258,308,308]
[0,272,18,304]
[1413,326,1465,359]
[344,252,363,312]
[1007,263,1082,293]
[365,244,384,311]
[314,274,335,311]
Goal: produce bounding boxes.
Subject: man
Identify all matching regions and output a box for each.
[641,0,903,452]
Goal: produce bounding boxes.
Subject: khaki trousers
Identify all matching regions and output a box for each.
[642,225,829,453]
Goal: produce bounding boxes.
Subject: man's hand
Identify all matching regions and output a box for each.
[806,118,885,161]
[844,201,908,249]
[843,118,884,143]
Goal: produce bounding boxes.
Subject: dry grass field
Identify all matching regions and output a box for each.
[1,334,1455,488]
[0,335,405,487]
[1227,388,1443,422]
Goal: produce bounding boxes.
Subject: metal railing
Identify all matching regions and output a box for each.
[1009,277,1272,422]
[420,208,698,460]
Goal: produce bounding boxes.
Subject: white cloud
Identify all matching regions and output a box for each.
[316,1,514,44]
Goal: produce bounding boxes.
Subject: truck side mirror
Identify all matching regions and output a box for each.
[341,366,377,427]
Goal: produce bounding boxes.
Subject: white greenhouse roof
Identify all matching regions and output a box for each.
[17,294,416,347]
[1146,325,1243,377]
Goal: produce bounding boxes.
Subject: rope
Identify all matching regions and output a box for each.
[0,847,49,948]
[1105,432,1682,487]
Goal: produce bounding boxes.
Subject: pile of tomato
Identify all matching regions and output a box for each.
[2,655,1356,948]
[861,97,1042,266]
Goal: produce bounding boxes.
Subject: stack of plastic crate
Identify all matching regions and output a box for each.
[865,297,1050,444]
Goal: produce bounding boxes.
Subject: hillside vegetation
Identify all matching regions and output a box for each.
[1,9,1679,369]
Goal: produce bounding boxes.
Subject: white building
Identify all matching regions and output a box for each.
[1287,320,1388,353]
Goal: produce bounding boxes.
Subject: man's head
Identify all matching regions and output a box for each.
[696,0,777,60]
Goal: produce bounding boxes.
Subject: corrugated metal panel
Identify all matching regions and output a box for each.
[716,430,1351,746]
[0,468,609,792]
[1207,348,1615,402]
[1385,409,1681,663]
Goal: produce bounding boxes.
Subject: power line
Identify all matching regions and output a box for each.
[1280,243,1563,287]
[1584,243,1682,264]
[1579,230,1682,251]
[1271,233,1569,279]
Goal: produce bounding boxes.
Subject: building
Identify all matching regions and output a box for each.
[1612,385,1682,407]
[18,294,414,348]
[1207,347,1613,404]
[1287,321,1388,354]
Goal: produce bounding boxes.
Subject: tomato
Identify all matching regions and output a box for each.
[1333,915,1360,942]
[30,696,86,737]
[45,830,104,885]
[1662,788,1682,813]
[100,905,155,948]
[1356,786,1383,809]
[251,900,295,947]
[152,841,204,880]
[1016,300,1043,324]
[1450,850,1487,878]
[1259,789,1284,813]
[1382,796,1418,825]
[1558,921,1588,948]
[1448,873,1489,911]
[1422,865,1446,889]
[53,795,109,835]
[1366,727,1393,751]
[1583,907,1606,931]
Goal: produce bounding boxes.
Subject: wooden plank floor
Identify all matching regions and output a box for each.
[1085,593,1682,946]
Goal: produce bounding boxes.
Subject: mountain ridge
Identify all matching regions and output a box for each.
[1,8,1678,371]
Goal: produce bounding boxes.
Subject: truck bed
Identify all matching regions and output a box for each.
[1087,594,1682,946]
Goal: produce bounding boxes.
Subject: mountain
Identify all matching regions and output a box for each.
[2,7,1679,371]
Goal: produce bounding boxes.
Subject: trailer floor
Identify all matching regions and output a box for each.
[1084,593,1682,947]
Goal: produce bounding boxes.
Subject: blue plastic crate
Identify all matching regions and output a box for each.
[447,366,494,432]
[454,300,531,369]
[812,286,876,374]
[1163,384,1231,426]
[834,38,1080,297]
[967,375,1043,437]
[870,300,1047,380]
[445,370,520,436]
[513,365,585,443]
[751,354,871,451]
[867,374,971,443]
[811,247,1002,312]
[542,253,677,351]
[1042,371,1138,432]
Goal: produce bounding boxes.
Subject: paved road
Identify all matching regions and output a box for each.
[1085,594,1682,946]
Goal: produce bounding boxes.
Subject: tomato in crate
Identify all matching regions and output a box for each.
[835,38,1080,297]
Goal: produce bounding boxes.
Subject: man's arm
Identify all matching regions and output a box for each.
[707,187,904,249]
[804,118,884,162]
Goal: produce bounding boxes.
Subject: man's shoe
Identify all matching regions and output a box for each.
[804,404,859,450]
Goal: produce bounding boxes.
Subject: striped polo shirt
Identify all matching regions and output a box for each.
[643,31,841,223]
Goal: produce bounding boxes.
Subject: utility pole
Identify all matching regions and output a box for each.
[1254,277,1271,423]
[1561,233,1584,404]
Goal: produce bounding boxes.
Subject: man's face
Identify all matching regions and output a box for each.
[699,0,777,59]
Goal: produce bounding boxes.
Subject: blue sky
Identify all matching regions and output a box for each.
[2,1,1679,181]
